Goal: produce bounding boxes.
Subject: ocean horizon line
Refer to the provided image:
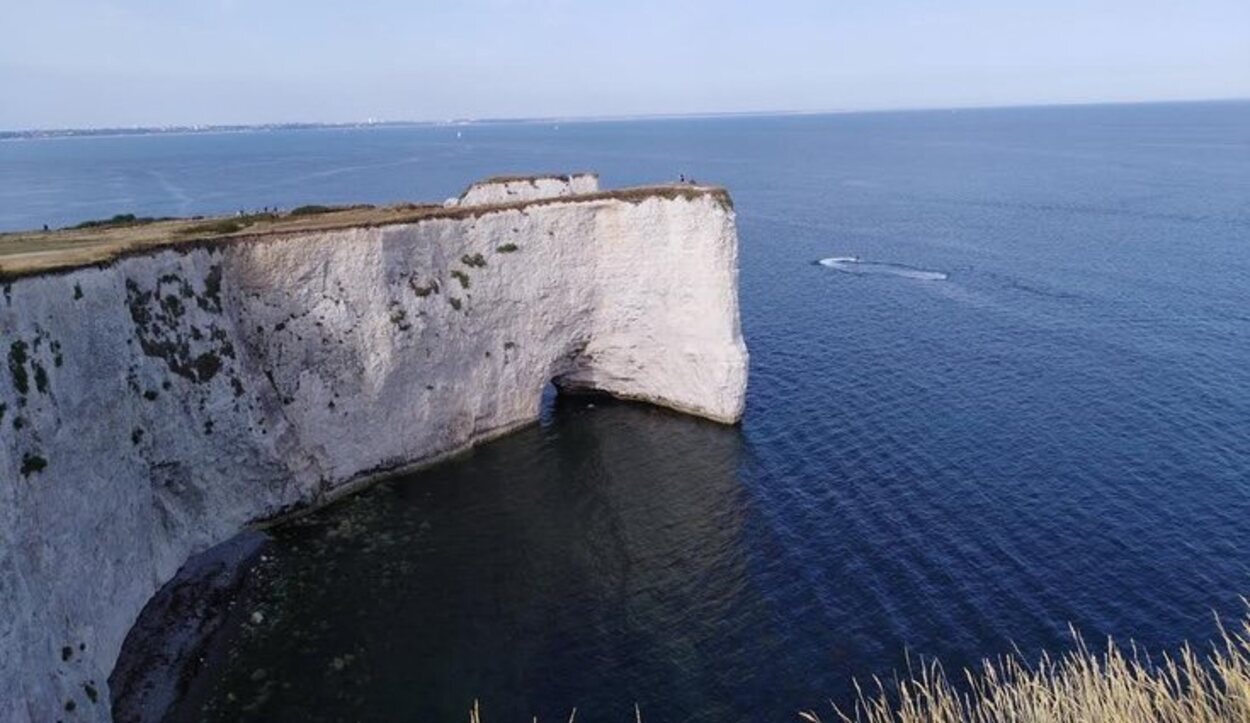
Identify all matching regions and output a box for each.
[4,96,1247,141]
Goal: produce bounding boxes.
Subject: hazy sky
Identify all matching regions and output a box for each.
[3,0,1248,129]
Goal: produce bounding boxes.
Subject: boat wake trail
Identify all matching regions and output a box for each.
[818,256,948,281]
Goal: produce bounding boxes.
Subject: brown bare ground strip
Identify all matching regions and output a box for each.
[0,185,731,281]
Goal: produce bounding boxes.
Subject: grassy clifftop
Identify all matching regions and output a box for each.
[0,185,731,281]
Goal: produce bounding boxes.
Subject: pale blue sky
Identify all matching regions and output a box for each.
[3,0,1248,129]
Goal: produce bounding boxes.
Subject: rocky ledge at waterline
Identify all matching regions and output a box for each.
[0,174,748,721]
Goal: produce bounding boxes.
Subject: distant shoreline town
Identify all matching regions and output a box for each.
[1,110,838,141]
[0,111,800,140]
[0,120,453,141]
[4,99,1243,141]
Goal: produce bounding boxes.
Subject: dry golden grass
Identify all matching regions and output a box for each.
[802,609,1250,723]
[468,610,1250,722]
[0,185,730,281]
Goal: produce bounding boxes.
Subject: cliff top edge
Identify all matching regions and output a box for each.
[0,182,732,281]
[468,172,598,186]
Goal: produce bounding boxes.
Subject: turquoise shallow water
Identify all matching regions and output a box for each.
[6,102,1250,721]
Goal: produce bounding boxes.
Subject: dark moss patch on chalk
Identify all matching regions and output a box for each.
[198,265,224,313]
[461,253,487,268]
[448,297,462,311]
[33,361,48,394]
[125,271,231,384]
[20,452,47,477]
[410,278,439,297]
[388,304,411,332]
[8,339,30,396]
[160,293,186,319]
[496,243,519,253]
[194,352,222,382]
[450,270,470,289]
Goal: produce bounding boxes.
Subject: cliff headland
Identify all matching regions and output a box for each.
[0,173,748,720]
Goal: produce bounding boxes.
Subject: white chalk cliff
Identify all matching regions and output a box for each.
[451,172,600,207]
[0,176,747,720]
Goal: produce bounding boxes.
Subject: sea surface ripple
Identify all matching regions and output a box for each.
[7,102,1249,722]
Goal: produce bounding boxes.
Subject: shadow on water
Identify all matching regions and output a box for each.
[117,396,758,722]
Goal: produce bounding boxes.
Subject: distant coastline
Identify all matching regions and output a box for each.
[0,121,440,142]
[0,110,818,141]
[6,98,1245,141]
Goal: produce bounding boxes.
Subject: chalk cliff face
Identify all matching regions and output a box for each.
[452,172,600,206]
[0,179,747,721]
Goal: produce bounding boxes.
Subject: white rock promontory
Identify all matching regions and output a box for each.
[453,173,599,206]
[0,177,747,720]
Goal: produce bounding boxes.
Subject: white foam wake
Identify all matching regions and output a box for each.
[818,256,948,281]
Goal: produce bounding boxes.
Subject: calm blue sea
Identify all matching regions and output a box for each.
[5,102,1250,722]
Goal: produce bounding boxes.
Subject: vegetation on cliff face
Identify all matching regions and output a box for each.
[8,339,30,395]
[20,452,48,477]
[800,608,1250,723]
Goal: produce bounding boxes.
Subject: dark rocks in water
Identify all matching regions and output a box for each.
[110,531,268,723]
